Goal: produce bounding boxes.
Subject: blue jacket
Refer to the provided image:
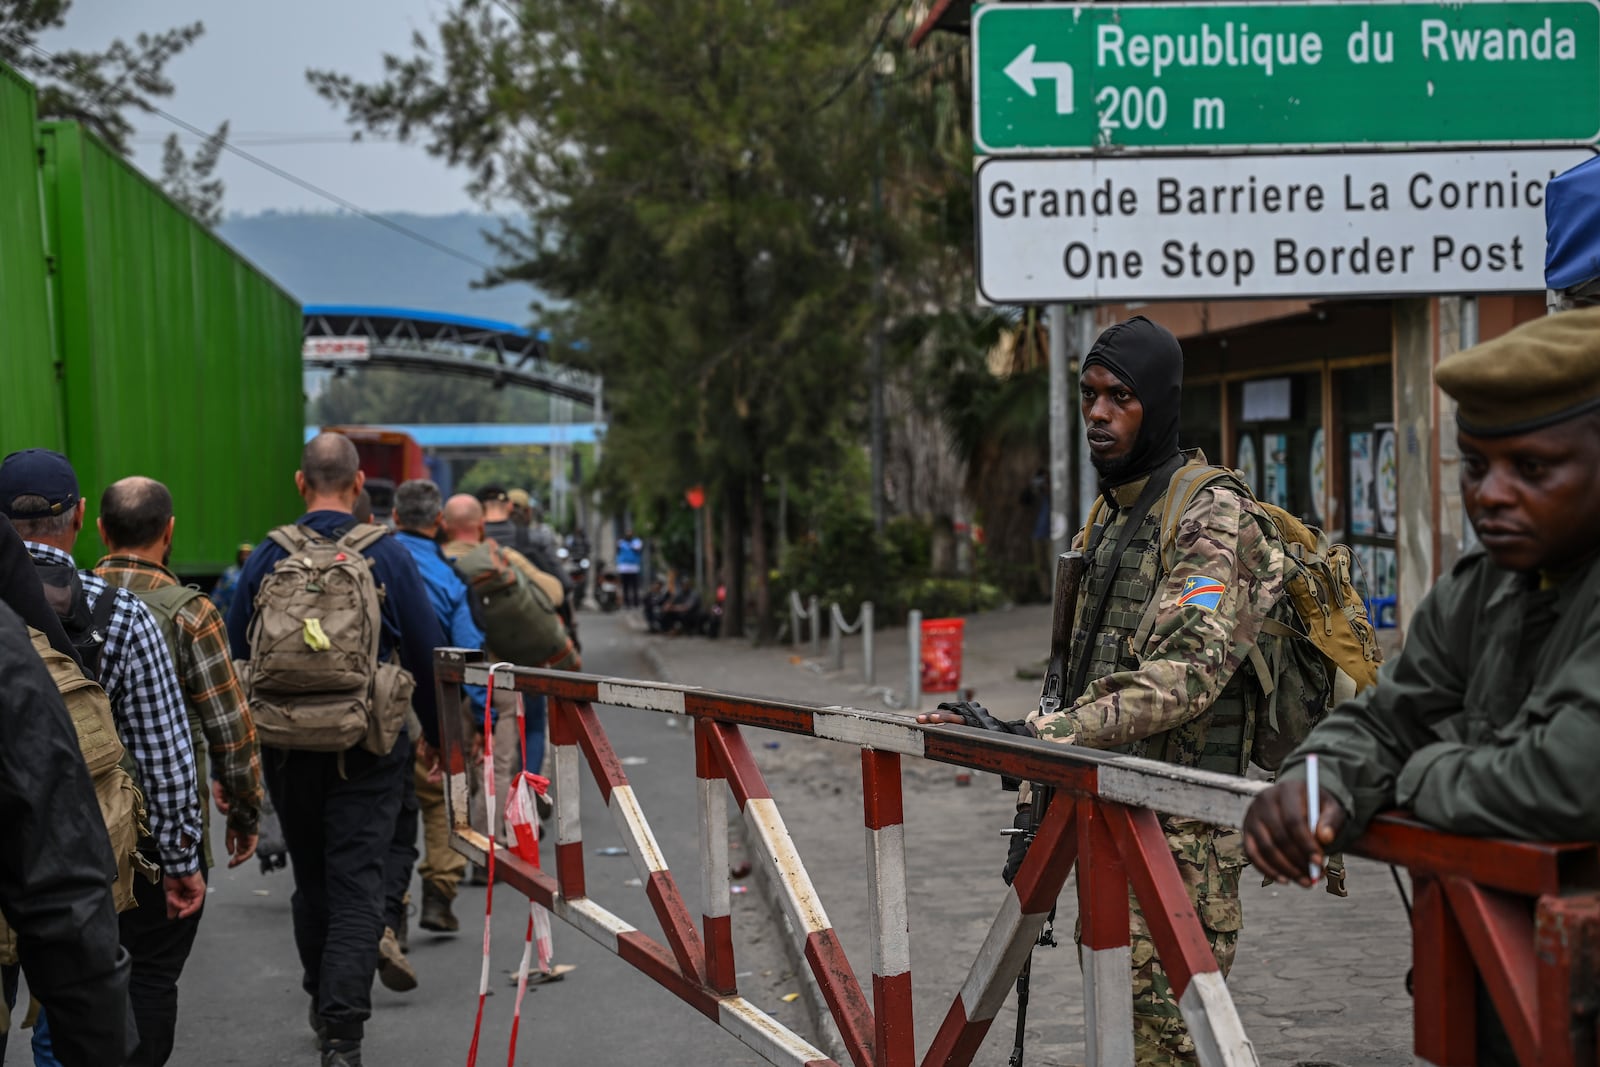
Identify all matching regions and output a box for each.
[226,511,446,746]
[395,530,489,722]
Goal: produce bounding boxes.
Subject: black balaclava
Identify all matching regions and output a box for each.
[1081,316,1184,487]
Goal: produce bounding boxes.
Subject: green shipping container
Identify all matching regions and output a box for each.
[40,121,304,576]
[0,65,65,456]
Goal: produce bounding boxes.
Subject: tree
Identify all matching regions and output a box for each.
[311,0,901,640]
[0,1,226,217]
[160,120,227,227]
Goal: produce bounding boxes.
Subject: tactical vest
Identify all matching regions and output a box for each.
[1074,482,1255,775]
[133,583,215,870]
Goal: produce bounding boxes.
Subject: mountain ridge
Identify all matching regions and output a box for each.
[217,210,545,326]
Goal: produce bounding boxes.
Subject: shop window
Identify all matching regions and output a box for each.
[1180,381,1221,463]
[1228,374,1321,526]
[1335,364,1397,607]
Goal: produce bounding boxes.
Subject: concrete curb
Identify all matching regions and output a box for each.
[639,640,848,1064]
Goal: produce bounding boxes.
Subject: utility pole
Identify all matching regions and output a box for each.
[1048,304,1072,560]
[1075,309,1100,526]
[869,52,894,534]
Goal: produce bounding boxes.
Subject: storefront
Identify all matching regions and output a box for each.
[1157,300,1398,608]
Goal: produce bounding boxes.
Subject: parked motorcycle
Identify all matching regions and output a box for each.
[556,544,590,606]
[596,571,622,612]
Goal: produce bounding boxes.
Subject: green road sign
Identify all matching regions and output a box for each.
[973,1,1600,153]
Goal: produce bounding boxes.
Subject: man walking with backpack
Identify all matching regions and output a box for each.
[92,476,264,1066]
[441,493,574,844]
[227,432,445,1067]
[920,317,1294,1065]
[0,449,204,1065]
[390,479,488,941]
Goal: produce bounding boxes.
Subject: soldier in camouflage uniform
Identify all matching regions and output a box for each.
[924,316,1285,1064]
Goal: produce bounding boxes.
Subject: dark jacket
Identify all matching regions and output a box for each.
[225,510,446,746]
[0,601,132,1066]
[1284,548,1600,844]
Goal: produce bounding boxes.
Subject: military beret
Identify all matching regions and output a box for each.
[1435,307,1600,437]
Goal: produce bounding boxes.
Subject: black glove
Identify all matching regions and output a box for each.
[1002,809,1034,886]
[936,700,1032,737]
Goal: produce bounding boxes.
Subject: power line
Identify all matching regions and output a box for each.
[131,132,400,146]
[8,35,497,272]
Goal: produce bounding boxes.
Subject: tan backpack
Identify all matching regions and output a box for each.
[27,628,150,911]
[449,542,579,671]
[130,582,219,869]
[242,524,414,755]
[1100,464,1383,770]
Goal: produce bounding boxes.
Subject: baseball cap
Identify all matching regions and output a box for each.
[507,488,531,508]
[476,485,509,504]
[0,449,80,520]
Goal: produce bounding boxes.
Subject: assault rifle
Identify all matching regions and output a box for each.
[1007,551,1085,1067]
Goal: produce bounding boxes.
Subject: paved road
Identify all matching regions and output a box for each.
[642,611,1418,1067]
[12,613,809,1066]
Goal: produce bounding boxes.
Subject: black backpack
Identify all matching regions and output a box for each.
[33,558,117,681]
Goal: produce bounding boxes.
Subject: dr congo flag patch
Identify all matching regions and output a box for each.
[1177,576,1226,612]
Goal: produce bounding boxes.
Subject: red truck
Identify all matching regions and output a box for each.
[321,426,429,522]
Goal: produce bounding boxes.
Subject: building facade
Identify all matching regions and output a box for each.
[1095,294,1546,634]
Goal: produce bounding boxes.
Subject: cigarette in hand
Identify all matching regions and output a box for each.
[1306,754,1322,883]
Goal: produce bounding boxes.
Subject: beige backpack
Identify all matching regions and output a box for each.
[27,629,150,911]
[242,524,414,755]
[1086,463,1383,770]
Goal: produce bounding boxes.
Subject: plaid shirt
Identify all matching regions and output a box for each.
[26,543,201,876]
[96,555,263,839]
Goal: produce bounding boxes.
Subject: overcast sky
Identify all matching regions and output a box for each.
[50,0,482,217]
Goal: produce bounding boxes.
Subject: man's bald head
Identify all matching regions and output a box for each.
[300,433,362,495]
[99,476,174,550]
[296,432,364,508]
[441,494,485,543]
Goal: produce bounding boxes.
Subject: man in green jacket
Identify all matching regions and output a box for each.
[1245,307,1600,1058]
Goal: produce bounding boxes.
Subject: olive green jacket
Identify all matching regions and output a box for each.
[1281,549,1600,846]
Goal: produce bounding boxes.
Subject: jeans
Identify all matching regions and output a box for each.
[265,741,406,1043]
[520,695,547,778]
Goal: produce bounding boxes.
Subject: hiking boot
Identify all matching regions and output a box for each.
[321,1039,362,1066]
[535,791,554,823]
[396,894,410,953]
[377,926,418,992]
[419,881,458,933]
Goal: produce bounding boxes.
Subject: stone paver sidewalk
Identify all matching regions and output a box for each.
[631,607,1415,1066]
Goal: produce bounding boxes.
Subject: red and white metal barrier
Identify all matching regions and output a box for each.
[433,650,1600,1067]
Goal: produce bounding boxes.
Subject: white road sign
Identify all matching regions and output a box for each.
[976,149,1592,302]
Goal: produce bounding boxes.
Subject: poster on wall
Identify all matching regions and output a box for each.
[1308,428,1326,525]
[1237,435,1260,495]
[1374,547,1398,600]
[1262,433,1290,509]
[1376,428,1399,536]
[1349,432,1376,537]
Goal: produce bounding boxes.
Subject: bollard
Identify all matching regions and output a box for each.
[828,604,844,671]
[790,591,805,651]
[907,608,922,713]
[862,602,875,686]
[808,595,820,655]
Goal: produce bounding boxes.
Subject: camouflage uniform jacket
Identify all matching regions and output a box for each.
[1281,548,1600,846]
[1028,456,1286,771]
